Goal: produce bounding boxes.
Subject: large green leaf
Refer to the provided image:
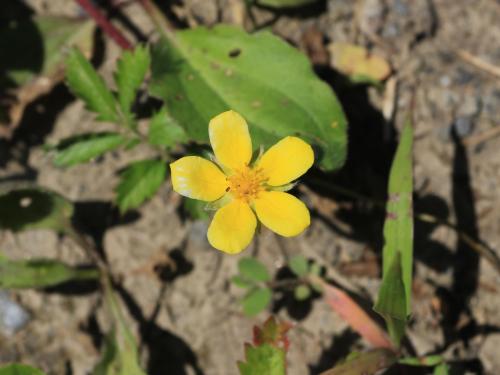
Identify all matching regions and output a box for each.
[242,287,272,316]
[0,364,47,375]
[150,25,347,171]
[0,185,73,232]
[53,132,125,167]
[374,120,414,346]
[65,48,119,122]
[0,257,98,289]
[115,159,167,213]
[114,45,150,125]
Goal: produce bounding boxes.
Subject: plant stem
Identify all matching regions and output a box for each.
[137,0,175,40]
[76,0,133,50]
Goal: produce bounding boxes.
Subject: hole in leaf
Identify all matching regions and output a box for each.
[228,48,241,58]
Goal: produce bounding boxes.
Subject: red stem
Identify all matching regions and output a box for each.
[76,0,133,50]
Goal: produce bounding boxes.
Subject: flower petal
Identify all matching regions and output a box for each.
[209,110,252,171]
[170,156,228,201]
[207,200,256,254]
[257,136,314,186]
[254,191,310,237]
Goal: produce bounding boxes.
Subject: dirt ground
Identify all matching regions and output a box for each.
[1,0,500,374]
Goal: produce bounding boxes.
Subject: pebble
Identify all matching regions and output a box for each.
[0,291,30,336]
[452,116,475,138]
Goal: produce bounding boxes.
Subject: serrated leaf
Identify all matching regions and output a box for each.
[238,258,270,282]
[374,119,413,347]
[53,132,125,167]
[320,349,397,375]
[115,45,150,125]
[0,364,47,375]
[150,25,347,171]
[256,0,319,8]
[238,317,290,375]
[232,275,254,289]
[65,48,118,122]
[0,257,98,289]
[289,255,309,277]
[148,107,187,148]
[294,285,311,300]
[0,185,73,233]
[242,287,272,316]
[115,159,166,213]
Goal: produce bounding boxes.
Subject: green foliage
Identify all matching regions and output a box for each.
[115,159,167,213]
[0,186,73,233]
[238,258,271,282]
[0,16,94,88]
[399,355,444,367]
[65,48,119,122]
[148,108,187,148]
[238,317,290,375]
[114,45,150,126]
[242,287,272,316]
[322,349,397,375]
[0,256,98,289]
[53,133,125,167]
[93,283,146,375]
[434,363,450,375]
[289,255,309,277]
[0,364,47,375]
[232,275,254,289]
[256,0,319,8]
[150,25,347,170]
[183,198,209,220]
[374,119,414,347]
[294,284,311,300]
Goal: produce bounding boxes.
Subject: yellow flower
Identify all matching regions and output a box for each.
[170,110,314,254]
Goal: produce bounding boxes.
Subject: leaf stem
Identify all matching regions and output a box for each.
[75,0,133,50]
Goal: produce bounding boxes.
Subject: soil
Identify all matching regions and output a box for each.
[1,0,500,374]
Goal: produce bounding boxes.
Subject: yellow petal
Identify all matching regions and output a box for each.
[207,200,256,254]
[254,191,310,237]
[209,110,252,171]
[257,136,314,186]
[170,156,228,201]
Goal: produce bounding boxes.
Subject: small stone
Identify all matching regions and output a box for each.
[452,116,475,137]
[439,75,452,87]
[0,291,30,336]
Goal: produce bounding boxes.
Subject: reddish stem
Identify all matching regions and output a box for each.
[76,0,133,50]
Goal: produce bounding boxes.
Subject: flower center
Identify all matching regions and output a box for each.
[227,166,267,203]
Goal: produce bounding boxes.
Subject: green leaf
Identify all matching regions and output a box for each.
[238,317,290,375]
[433,363,450,375]
[183,198,209,220]
[0,364,47,375]
[399,355,444,367]
[374,119,414,347]
[148,107,187,148]
[53,133,125,167]
[294,285,311,301]
[114,45,150,125]
[238,258,271,282]
[150,25,347,171]
[256,0,319,8]
[242,287,272,316]
[232,275,254,289]
[115,159,166,213]
[93,281,147,375]
[289,255,309,277]
[0,16,94,88]
[0,185,73,232]
[65,48,118,122]
[0,257,98,289]
[320,349,397,375]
